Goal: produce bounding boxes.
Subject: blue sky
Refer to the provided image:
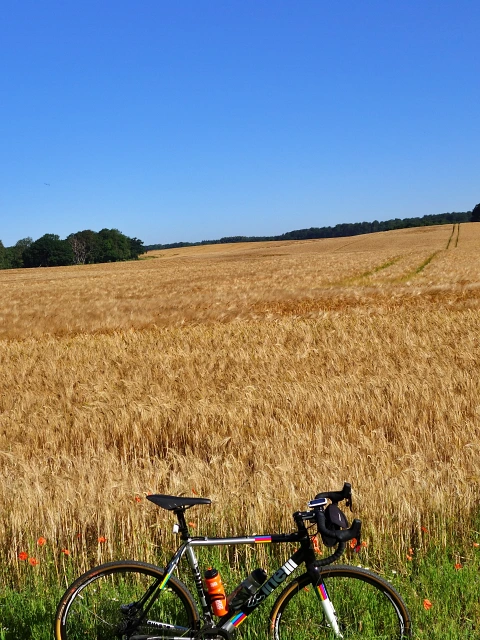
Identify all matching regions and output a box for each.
[1,1,479,246]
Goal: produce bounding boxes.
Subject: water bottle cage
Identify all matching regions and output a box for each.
[227,568,267,611]
[228,588,250,611]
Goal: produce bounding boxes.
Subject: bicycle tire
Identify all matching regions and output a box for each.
[270,565,411,639]
[54,560,200,640]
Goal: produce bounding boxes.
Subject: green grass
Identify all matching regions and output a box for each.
[1,533,480,638]
[0,586,61,640]
[396,545,480,638]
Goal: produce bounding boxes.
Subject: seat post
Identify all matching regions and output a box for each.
[174,508,190,540]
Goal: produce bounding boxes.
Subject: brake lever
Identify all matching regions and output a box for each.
[335,519,361,545]
[344,483,352,510]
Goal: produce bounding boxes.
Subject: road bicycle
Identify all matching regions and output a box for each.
[54,483,411,639]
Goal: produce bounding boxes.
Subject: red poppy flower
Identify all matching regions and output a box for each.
[61,549,70,555]
[37,537,47,546]
[29,557,39,566]
[98,536,107,543]
[423,599,432,610]
[312,536,322,554]
[134,496,141,503]
[18,551,28,561]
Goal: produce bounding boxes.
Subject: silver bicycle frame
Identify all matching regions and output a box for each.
[157,534,343,639]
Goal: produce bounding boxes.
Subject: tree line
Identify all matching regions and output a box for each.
[1,205,478,268]
[146,207,479,251]
[0,229,145,270]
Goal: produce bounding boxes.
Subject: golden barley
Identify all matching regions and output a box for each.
[0,223,479,583]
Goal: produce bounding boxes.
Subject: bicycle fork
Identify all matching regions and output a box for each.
[307,556,344,639]
[314,580,344,639]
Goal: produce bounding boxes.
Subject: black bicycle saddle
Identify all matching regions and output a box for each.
[147,494,211,511]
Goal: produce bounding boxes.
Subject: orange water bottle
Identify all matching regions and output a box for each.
[205,567,229,616]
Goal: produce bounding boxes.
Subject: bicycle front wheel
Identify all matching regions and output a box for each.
[271,565,411,639]
[54,560,200,640]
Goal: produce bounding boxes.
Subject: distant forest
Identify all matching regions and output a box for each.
[2,206,479,269]
[0,229,144,270]
[145,208,478,251]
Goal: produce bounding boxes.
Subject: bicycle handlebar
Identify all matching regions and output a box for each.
[307,483,361,548]
[314,482,352,507]
[315,509,362,545]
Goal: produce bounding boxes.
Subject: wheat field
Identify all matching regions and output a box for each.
[1,223,479,583]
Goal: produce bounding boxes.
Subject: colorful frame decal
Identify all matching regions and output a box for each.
[159,569,174,590]
[231,612,247,627]
[317,584,328,601]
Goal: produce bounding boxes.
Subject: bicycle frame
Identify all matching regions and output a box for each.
[141,529,342,639]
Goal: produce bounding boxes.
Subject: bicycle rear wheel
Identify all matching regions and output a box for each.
[270,565,411,639]
[54,560,200,640]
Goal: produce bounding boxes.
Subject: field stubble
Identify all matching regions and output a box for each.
[0,223,480,588]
